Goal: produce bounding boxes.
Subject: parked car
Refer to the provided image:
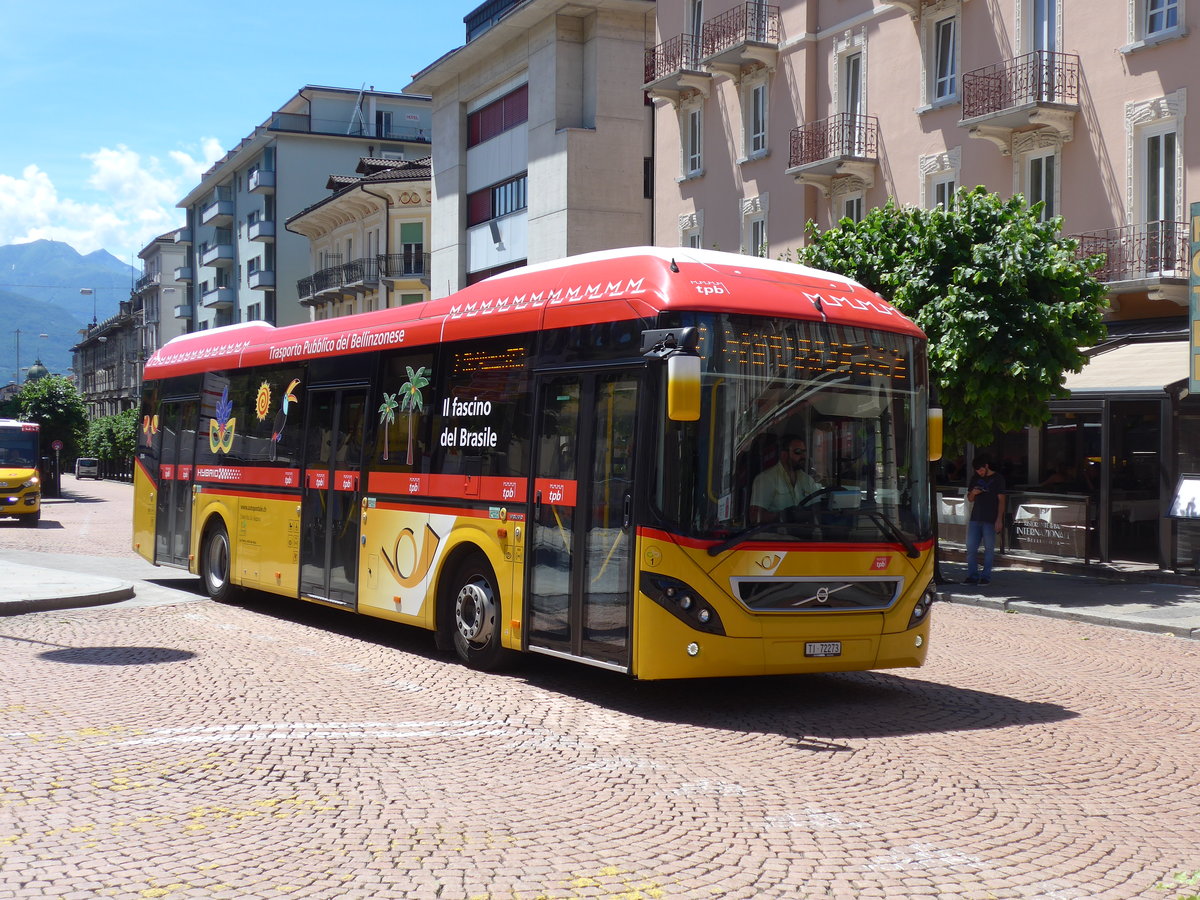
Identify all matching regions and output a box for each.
[75,457,99,479]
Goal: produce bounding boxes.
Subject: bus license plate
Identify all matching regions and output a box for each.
[805,641,842,658]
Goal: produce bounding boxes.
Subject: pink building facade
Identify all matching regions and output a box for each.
[647,0,1197,568]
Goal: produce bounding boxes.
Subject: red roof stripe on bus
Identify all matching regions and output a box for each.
[142,249,923,381]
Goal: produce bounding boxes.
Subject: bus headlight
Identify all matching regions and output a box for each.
[907,584,937,630]
[640,574,725,635]
[22,476,39,488]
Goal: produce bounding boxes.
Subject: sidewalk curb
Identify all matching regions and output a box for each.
[941,592,1200,640]
[0,584,135,616]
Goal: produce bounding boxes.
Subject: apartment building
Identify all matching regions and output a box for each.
[646,0,1196,567]
[407,0,655,297]
[131,233,188,359]
[174,86,432,330]
[287,156,433,318]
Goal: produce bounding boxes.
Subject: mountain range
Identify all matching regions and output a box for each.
[0,240,138,386]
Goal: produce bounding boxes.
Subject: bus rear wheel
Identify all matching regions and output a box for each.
[446,555,511,671]
[201,521,240,603]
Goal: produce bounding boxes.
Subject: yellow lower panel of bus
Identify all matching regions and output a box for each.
[132,464,155,562]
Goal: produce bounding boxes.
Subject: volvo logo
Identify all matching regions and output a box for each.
[815,586,830,603]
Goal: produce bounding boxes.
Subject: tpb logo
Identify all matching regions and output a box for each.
[692,281,729,296]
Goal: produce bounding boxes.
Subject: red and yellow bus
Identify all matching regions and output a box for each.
[0,418,42,527]
[134,248,941,679]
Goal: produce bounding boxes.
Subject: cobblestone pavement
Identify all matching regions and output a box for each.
[2,480,1199,899]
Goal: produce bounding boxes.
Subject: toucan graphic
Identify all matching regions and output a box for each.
[271,379,301,460]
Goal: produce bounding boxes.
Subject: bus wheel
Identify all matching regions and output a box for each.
[201,522,239,603]
[20,510,40,528]
[448,556,510,671]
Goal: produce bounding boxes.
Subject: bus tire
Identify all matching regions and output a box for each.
[444,554,511,671]
[201,520,241,604]
[20,510,40,528]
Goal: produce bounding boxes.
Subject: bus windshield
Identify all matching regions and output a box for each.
[0,428,39,469]
[652,313,931,546]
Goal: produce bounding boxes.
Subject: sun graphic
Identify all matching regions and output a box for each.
[255,382,272,421]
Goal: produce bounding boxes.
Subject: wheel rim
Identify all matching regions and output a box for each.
[206,532,229,593]
[455,576,496,648]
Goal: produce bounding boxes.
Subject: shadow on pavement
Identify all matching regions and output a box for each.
[227,590,1077,745]
[38,646,197,665]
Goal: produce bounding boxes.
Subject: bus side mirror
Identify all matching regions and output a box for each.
[928,408,943,461]
[667,354,701,422]
[642,327,701,422]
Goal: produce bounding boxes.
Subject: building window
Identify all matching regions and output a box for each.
[1026,149,1056,220]
[467,84,529,148]
[1144,126,1177,223]
[747,81,767,156]
[467,174,528,227]
[247,302,262,321]
[684,105,703,177]
[679,210,703,248]
[933,17,957,101]
[749,217,767,257]
[1146,0,1179,35]
[931,174,956,209]
[842,192,864,223]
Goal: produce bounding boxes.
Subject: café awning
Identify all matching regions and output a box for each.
[1062,340,1188,394]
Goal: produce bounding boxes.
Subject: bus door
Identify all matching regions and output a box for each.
[154,398,198,568]
[299,387,368,608]
[526,369,640,670]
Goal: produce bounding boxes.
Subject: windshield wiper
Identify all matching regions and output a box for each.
[706,522,815,556]
[859,509,920,558]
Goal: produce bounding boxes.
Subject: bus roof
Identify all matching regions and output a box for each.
[143,247,923,380]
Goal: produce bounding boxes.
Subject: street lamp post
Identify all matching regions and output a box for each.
[80,287,96,325]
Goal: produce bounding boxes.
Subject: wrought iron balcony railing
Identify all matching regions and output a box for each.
[380,252,430,279]
[1073,220,1189,283]
[962,50,1080,120]
[645,33,704,85]
[788,113,879,168]
[343,257,381,285]
[701,3,780,57]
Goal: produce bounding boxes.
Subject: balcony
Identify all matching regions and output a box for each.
[135,272,160,292]
[342,257,380,292]
[248,269,275,291]
[248,169,275,194]
[173,304,193,319]
[174,265,193,283]
[297,276,316,304]
[248,219,275,242]
[961,51,1080,152]
[200,198,234,227]
[381,252,430,284]
[201,242,235,268]
[701,3,780,75]
[268,112,429,144]
[173,227,192,245]
[1073,220,1190,305]
[644,34,712,99]
[786,113,879,194]
[201,286,234,309]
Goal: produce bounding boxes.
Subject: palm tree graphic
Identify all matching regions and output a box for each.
[377,392,399,461]
[399,366,430,466]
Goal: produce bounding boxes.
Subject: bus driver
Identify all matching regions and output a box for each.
[749,435,823,524]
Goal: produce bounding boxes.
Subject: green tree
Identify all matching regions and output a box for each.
[794,187,1108,448]
[15,375,88,457]
[84,408,138,463]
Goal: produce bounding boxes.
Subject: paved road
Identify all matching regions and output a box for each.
[1,480,1198,899]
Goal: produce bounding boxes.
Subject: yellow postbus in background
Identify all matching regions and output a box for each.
[0,418,42,527]
[134,248,942,679]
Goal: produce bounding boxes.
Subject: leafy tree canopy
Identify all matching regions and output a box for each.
[84,408,138,461]
[794,187,1108,447]
[14,375,88,457]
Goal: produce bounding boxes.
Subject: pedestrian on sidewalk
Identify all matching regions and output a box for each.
[964,454,1006,585]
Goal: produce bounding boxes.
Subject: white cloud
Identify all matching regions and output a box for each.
[0,139,225,261]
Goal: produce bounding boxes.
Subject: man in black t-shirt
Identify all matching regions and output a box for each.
[964,454,1006,585]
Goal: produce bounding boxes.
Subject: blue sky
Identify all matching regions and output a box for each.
[0,0,480,267]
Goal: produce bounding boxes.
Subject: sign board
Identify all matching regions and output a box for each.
[1190,201,1200,394]
[1008,493,1090,559]
[1169,474,1200,519]
[51,440,63,451]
